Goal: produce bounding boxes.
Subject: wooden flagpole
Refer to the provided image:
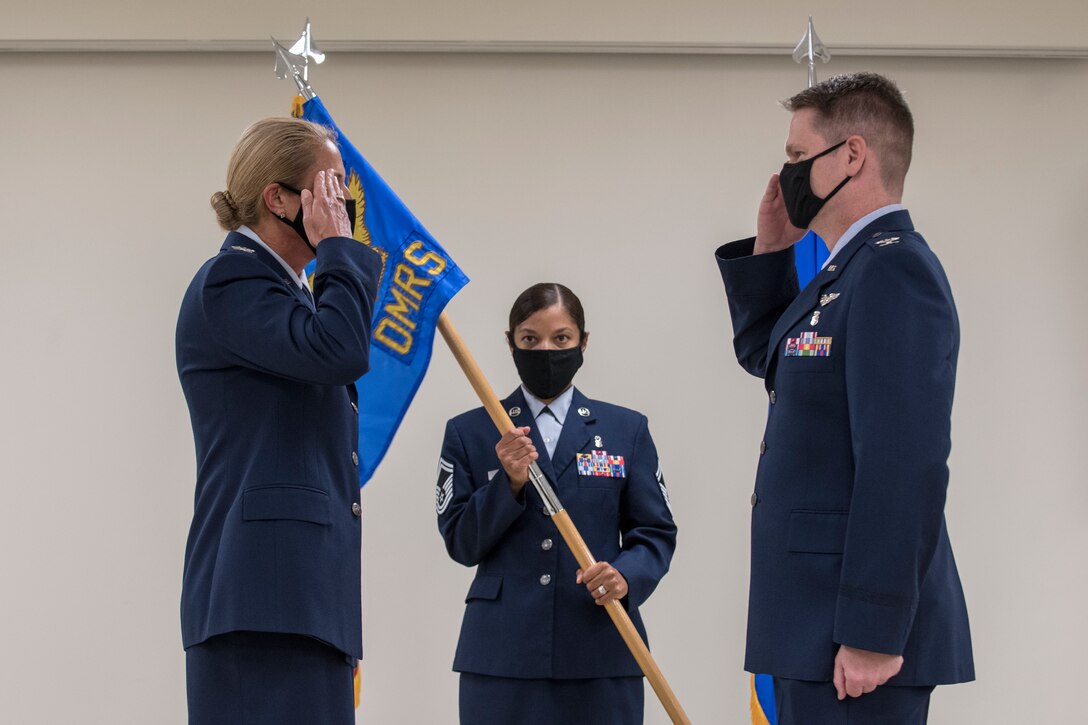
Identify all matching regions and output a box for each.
[437,312,692,725]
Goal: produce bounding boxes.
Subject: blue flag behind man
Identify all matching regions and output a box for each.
[750,230,828,725]
[301,96,469,487]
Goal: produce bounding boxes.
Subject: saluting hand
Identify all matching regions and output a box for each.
[495,427,538,496]
[833,645,904,700]
[300,168,352,246]
[577,562,629,606]
[754,173,806,255]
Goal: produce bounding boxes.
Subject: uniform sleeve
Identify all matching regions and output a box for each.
[715,238,800,379]
[833,248,957,655]
[201,237,382,385]
[436,418,526,567]
[611,416,678,609]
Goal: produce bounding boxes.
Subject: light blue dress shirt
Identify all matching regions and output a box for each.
[520,384,574,459]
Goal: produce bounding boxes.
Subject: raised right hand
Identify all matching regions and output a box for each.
[754,173,807,255]
[300,169,352,246]
[495,426,538,496]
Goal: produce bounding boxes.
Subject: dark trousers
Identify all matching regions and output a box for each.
[774,678,934,725]
[460,672,644,725]
[186,631,354,725]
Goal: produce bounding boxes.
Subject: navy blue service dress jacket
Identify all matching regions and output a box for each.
[437,387,677,679]
[715,210,974,686]
[176,231,381,660]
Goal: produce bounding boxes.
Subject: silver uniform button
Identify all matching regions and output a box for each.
[539,574,552,586]
[350,401,358,414]
[351,451,359,466]
[759,440,767,455]
[751,493,759,506]
[541,539,553,551]
[352,502,362,517]
[769,390,777,404]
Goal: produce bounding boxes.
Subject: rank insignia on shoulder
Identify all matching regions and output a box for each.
[229,245,255,253]
[508,406,522,417]
[819,292,840,307]
[577,451,626,478]
[785,331,832,357]
[435,457,454,515]
[875,237,901,247]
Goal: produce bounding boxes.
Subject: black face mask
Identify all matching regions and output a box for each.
[509,341,584,400]
[778,140,851,229]
[276,182,357,254]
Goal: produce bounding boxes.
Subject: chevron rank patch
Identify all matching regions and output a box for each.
[577,450,626,478]
[656,463,673,514]
[785,331,832,357]
[435,457,454,514]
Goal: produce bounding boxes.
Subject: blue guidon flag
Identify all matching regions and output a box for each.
[302,96,469,487]
[750,230,828,725]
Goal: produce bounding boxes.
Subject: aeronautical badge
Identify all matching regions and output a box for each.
[784,331,832,357]
[656,463,673,514]
[508,406,522,418]
[875,236,901,247]
[577,407,590,417]
[819,292,840,307]
[435,457,454,515]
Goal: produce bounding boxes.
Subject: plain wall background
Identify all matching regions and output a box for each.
[2,6,1086,724]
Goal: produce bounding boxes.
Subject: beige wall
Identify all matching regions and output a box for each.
[1,21,1086,725]
[6,0,1088,50]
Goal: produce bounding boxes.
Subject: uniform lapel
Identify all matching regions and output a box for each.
[221,231,313,309]
[550,388,595,481]
[764,210,916,383]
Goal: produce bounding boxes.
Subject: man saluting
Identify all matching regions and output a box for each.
[715,72,974,724]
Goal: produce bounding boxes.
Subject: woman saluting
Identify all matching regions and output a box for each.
[436,282,678,725]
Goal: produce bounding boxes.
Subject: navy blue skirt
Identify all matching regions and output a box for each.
[186,631,355,725]
[460,672,644,725]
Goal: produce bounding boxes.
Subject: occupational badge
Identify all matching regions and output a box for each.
[810,310,821,326]
[594,435,603,448]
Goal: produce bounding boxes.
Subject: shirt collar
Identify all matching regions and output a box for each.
[821,203,905,269]
[236,225,309,290]
[521,384,575,425]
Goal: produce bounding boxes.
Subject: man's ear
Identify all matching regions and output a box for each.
[844,135,868,176]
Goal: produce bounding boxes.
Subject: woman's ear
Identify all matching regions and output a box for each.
[261,182,288,218]
[505,330,515,353]
[580,331,590,353]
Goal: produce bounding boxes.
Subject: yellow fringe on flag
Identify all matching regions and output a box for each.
[291,95,305,119]
[750,673,771,725]
[353,661,361,709]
